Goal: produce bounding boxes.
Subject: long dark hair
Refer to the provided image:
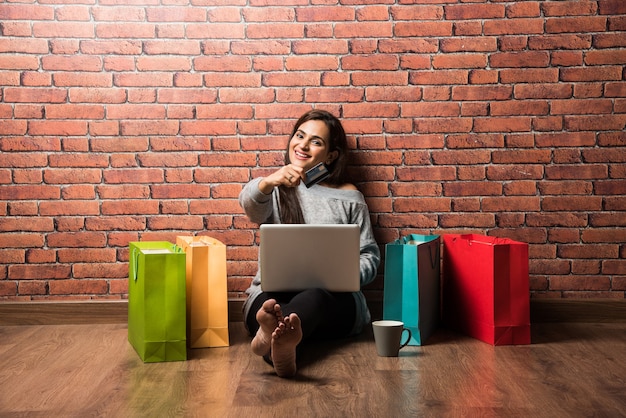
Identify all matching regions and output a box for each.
[278,109,349,224]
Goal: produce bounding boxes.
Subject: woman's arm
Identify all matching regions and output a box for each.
[352,200,380,287]
[238,177,274,224]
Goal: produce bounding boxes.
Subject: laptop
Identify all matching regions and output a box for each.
[260,224,361,292]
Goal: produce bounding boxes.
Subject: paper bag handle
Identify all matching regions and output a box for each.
[401,235,439,269]
[131,244,182,281]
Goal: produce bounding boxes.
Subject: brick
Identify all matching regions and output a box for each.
[603,260,626,275]
[433,53,487,69]
[538,180,593,195]
[8,202,39,216]
[444,4,504,20]
[492,149,551,164]
[453,21,483,36]
[33,21,95,38]
[195,55,252,72]
[61,185,95,200]
[394,21,452,37]
[593,180,626,195]
[506,1,541,18]
[242,6,293,22]
[335,21,394,38]
[160,201,190,214]
[457,166,486,180]
[386,135,443,150]
[439,213,495,228]
[247,23,304,39]
[490,51,550,68]
[560,66,623,82]
[482,196,541,212]
[542,196,603,212]
[491,100,549,116]
[390,182,442,197]
[565,115,626,131]
[49,279,108,295]
[396,166,456,182]
[147,215,204,230]
[0,38,49,54]
[403,102,458,117]
[379,39,438,54]
[352,71,408,86]
[189,199,242,215]
[554,148,582,164]
[546,17,607,34]
[484,18,544,35]
[545,2,598,16]
[411,70,467,86]
[9,265,71,280]
[599,0,626,14]
[443,181,501,196]
[18,281,47,296]
[452,198,481,212]
[598,132,626,146]
[441,37,497,53]
[394,197,451,213]
[195,168,249,183]
[101,200,159,215]
[75,263,127,280]
[515,83,572,99]
[0,217,54,232]
[414,117,472,134]
[487,164,543,180]
[474,117,531,133]
[529,34,592,50]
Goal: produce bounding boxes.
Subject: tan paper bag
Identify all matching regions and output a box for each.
[176,236,229,348]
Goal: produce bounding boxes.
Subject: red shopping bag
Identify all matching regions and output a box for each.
[442,234,531,345]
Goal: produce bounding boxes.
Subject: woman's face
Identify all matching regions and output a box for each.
[288,119,338,171]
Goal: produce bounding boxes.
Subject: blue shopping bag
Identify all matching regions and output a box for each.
[383,234,440,345]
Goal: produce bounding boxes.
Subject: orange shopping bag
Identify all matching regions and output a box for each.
[176,236,229,348]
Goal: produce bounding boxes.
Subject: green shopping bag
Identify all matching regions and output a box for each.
[383,234,440,345]
[128,241,187,362]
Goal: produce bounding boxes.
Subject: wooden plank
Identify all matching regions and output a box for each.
[0,300,244,326]
[0,299,624,325]
[1,322,625,416]
[529,299,626,323]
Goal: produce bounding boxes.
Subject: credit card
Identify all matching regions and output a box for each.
[304,163,330,188]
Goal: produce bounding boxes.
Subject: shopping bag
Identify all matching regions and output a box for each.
[176,236,229,348]
[383,234,440,345]
[128,241,187,362]
[442,234,531,345]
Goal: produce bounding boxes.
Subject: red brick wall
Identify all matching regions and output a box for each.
[1,0,625,301]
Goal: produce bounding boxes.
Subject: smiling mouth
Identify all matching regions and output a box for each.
[294,150,309,159]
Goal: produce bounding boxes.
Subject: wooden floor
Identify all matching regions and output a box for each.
[1,321,625,417]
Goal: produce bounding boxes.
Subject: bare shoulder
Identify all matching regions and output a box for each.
[320,182,359,191]
[338,183,358,191]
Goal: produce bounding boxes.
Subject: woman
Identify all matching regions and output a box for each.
[239,110,380,377]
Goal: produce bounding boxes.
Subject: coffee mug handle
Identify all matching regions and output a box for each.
[399,328,412,349]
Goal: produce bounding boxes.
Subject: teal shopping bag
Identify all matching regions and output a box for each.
[383,235,440,345]
[128,241,187,362]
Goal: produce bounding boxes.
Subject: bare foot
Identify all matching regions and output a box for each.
[251,299,283,356]
[271,313,303,378]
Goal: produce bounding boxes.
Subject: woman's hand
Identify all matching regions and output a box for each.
[258,164,305,194]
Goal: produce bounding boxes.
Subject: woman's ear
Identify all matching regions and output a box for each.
[326,150,339,165]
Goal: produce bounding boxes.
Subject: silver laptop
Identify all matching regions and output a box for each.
[260,224,360,292]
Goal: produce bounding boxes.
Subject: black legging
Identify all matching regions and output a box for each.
[245,288,356,342]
